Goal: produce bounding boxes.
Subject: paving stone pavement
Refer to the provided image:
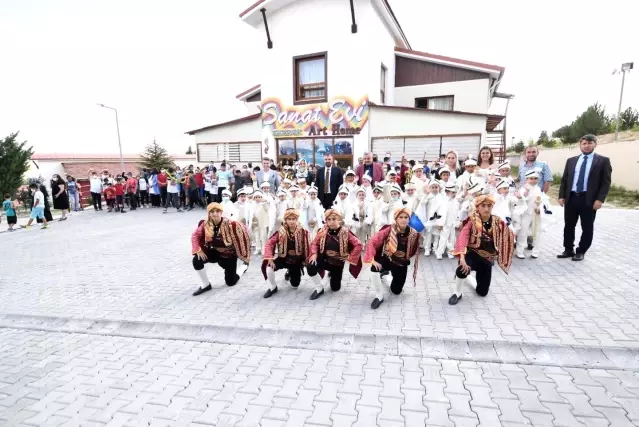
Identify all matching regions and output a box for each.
[2,328,639,427]
[2,207,639,426]
[1,208,639,349]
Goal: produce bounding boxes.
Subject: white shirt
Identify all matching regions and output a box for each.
[168,180,178,194]
[217,170,231,188]
[33,190,45,208]
[89,177,103,193]
[138,178,147,191]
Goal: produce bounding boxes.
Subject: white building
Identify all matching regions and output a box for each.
[187,0,511,168]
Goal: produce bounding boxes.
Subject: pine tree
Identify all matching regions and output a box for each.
[185,145,194,155]
[139,140,173,170]
[0,132,34,198]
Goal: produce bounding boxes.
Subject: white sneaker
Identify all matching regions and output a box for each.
[516,253,525,259]
[447,253,455,259]
[436,254,443,260]
[424,249,431,256]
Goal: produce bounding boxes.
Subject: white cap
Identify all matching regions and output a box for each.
[276,189,287,196]
[307,185,318,194]
[297,177,306,182]
[344,167,356,177]
[464,157,478,166]
[283,178,292,185]
[468,182,483,194]
[444,182,457,192]
[438,166,451,175]
[428,179,442,188]
[525,169,539,179]
[356,186,366,194]
[373,184,384,193]
[389,183,402,194]
[404,182,416,190]
[338,185,350,195]
[496,180,510,190]
[412,164,423,171]
[236,187,247,196]
[222,189,232,197]
[260,181,270,188]
[289,184,300,191]
[497,160,511,170]
[253,190,264,198]
[362,172,372,181]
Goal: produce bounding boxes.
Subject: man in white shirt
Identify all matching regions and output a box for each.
[88,169,103,211]
[23,183,49,229]
[216,162,232,201]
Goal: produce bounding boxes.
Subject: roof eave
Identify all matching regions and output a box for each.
[185,113,261,135]
[395,47,504,78]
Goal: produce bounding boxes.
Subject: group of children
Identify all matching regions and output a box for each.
[188,154,552,309]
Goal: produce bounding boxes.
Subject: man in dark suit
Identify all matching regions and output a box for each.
[315,153,344,210]
[557,134,612,261]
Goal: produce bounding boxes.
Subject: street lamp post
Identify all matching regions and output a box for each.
[613,62,633,142]
[97,103,124,172]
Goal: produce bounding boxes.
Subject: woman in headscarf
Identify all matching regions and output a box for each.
[261,208,310,299]
[190,202,251,296]
[296,158,314,185]
[448,194,515,305]
[364,207,421,309]
[51,174,69,220]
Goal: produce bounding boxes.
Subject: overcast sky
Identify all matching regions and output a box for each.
[1,0,636,156]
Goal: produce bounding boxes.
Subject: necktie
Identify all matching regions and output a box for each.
[324,167,330,193]
[576,155,588,193]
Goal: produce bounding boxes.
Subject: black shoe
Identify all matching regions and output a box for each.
[556,251,575,259]
[263,287,278,298]
[572,253,585,261]
[310,289,324,300]
[192,284,212,296]
[371,298,383,309]
[284,271,290,282]
[448,294,462,305]
[527,244,534,250]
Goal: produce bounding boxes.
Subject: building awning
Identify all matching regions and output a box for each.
[486,114,505,132]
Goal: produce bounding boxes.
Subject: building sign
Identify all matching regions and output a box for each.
[261,96,369,138]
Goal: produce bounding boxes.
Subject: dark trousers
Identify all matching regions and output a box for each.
[139,190,148,206]
[563,192,597,254]
[307,258,344,291]
[150,194,160,207]
[165,192,180,210]
[128,193,137,210]
[116,195,125,210]
[371,257,408,295]
[321,194,335,211]
[189,189,200,209]
[456,250,492,297]
[160,186,168,206]
[272,258,303,287]
[192,249,239,286]
[91,192,102,210]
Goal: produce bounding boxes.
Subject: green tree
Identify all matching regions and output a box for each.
[185,145,194,155]
[552,125,574,144]
[513,140,525,153]
[0,132,34,198]
[139,141,173,170]
[570,102,611,139]
[536,130,555,148]
[618,107,639,131]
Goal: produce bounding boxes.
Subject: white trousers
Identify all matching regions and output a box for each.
[436,226,456,257]
[423,230,440,255]
[516,214,542,256]
[252,224,268,254]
